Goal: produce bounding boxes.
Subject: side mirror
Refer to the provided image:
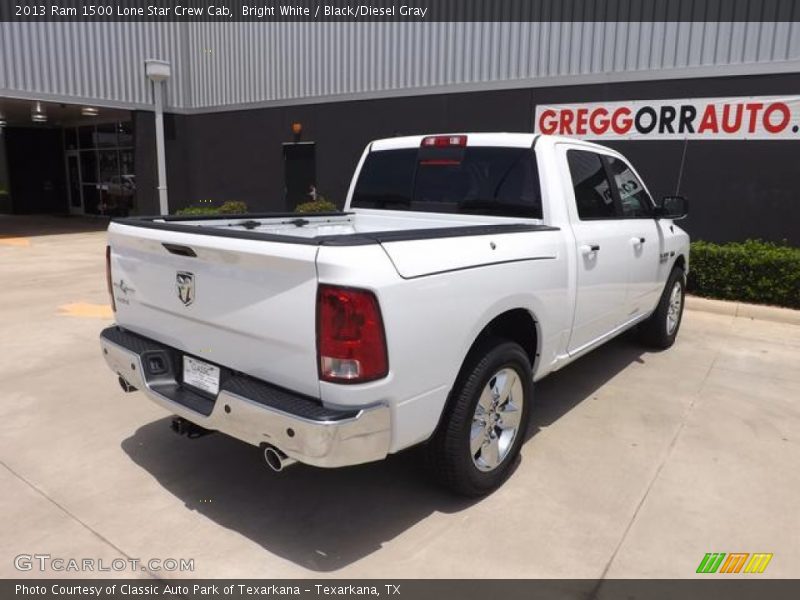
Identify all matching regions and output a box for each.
[655,195,688,220]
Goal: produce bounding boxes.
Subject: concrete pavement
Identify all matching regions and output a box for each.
[1,216,798,579]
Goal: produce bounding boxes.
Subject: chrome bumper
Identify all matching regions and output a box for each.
[100,327,391,468]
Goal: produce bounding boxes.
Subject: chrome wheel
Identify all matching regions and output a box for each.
[666,280,683,335]
[470,368,524,472]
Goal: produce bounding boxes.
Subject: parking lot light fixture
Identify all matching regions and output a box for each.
[145,59,171,215]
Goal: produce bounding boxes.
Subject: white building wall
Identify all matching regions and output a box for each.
[1,19,798,111]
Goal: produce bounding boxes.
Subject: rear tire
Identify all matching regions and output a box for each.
[426,339,532,497]
[638,266,686,349]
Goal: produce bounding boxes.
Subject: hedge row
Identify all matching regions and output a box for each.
[174,199,339,215]
[294,199,338,213]
[174,201,248,216]
[688,240,800,309]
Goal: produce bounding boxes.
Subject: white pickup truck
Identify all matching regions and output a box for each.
[100,133,689,496]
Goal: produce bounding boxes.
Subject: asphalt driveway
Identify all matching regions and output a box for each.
[2,216,798,579]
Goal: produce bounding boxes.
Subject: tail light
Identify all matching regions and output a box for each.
[419,159,461,166]
[421,135,467,148]
[106,245,116,312]
[317,285,388,383]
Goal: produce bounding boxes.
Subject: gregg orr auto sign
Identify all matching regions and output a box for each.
[535,96,800,140]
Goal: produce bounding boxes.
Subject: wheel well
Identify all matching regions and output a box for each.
[469,309,538,368]
[674,254,686,272]
[427,308,539,444]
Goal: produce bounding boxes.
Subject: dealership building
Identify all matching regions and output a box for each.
[0,14,799,243]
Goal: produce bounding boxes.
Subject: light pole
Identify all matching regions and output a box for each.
[145,59,171,215]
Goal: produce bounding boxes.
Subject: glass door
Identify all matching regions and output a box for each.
[66,151,84,215]
[65,122,135,216]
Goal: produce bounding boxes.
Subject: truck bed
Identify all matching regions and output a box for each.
[114,209,557,246]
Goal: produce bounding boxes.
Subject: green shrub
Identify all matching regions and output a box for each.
[218,201,248,214]
[174,206,219,216]
[688,240,800,309]
[295,199,338,214]
[175,201,248,216]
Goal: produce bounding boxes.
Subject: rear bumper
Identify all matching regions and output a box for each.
[99,326,391,468]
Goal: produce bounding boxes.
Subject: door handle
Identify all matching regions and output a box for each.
[580,244,600,255]
[630,237,646,246]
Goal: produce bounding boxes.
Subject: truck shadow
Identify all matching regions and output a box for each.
[121,424,469,572]
[120,331,647,572]
[527,329,648,439]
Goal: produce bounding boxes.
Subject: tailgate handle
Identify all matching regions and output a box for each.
[162,243,197,257]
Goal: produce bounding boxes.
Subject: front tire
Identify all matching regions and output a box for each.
[638,266,686,349]
[426,339,532,496]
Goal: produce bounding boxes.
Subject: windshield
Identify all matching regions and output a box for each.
[351,146,543,219]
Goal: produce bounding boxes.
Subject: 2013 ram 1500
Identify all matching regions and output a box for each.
[100,133,689,496]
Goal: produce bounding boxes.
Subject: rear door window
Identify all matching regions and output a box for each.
[352,146,543,219]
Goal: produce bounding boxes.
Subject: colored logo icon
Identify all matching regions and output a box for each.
[697,553,773,574]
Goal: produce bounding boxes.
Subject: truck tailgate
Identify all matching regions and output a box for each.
[107,222,321,398]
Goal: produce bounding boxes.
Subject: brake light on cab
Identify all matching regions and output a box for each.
[421,135,467,148]
[317,285,388,383]
[106,245,116,312]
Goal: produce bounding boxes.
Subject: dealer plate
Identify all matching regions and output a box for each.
[183,355,220,396]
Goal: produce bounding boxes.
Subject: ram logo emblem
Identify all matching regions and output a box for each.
[176,272,195,307]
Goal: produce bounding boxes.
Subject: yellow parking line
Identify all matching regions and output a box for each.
[0,237,31,247]
[58,302,114,319]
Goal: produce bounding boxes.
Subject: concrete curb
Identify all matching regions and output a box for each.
[685,295,800,326]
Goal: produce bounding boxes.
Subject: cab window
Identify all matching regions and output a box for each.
[352,147,543,219]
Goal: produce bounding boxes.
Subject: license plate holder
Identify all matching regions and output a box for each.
[182,355,221,396]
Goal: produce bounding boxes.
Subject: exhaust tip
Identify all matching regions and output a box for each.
[263,445,297,472]
[264,446,285,472]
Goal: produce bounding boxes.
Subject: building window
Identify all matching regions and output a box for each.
[65,121,134,216]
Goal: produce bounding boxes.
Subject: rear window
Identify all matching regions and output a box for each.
[351,146,543,219]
